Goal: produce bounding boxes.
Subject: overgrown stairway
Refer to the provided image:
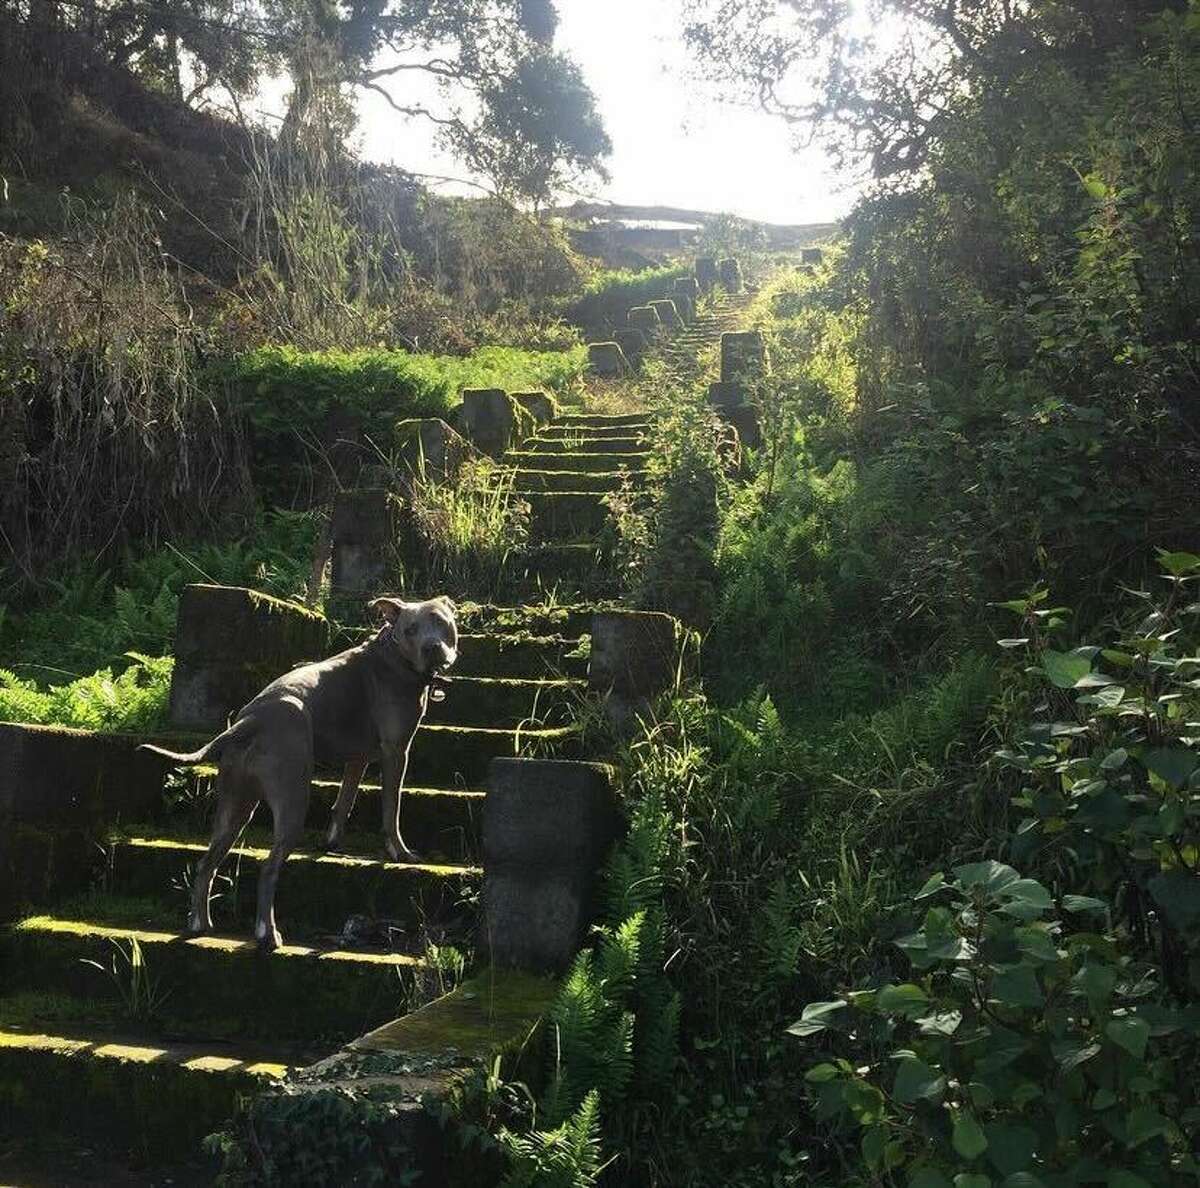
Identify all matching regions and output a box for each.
[0,421,648,1178]
[0,282,741,1179]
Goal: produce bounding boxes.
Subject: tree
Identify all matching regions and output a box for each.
[681,0,1189,178]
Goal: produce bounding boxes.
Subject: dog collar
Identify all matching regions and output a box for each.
[378,625,452,703]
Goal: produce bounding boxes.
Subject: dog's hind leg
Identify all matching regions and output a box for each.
[188,780,257,935]
[381,744,420,864]
[324,757,367,852]
[253,746,312,952]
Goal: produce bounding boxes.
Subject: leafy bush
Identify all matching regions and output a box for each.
[568,265,690,330]
[0,654,173,732]
[792,861,1200,1186]
[228,343,585,502]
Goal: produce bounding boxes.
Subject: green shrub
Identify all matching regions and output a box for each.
[569,265,690,329]
[0,654,173,732]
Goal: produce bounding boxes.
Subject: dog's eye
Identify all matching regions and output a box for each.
[403,623,418,638]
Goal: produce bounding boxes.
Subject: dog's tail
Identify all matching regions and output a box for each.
[139,718,255,766]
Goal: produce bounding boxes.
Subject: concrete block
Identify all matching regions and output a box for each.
[719,257,744,293]
[674,276,701,304]
[169,585,329,731]
[673,294,696,324]
[720,330,768,387]
[589,610,680,700]
[393,418,473,480]
[483,758,620,972]
[513,391,558,426]
[587,341,632,380]
[695,256,720,292]
[801,247,824,264]
[612,328,649,366]
[0,724,169,919]
[330,488,393,601]
[455,389,532,459]
[708,381,744,410]
[627,305,662,336]
[723,404,762,450]
[648,299,682,331]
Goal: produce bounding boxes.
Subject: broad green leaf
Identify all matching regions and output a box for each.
[953,1113,989,1160]
[1106,1016,1151,1060]
[1156,549,1200,577]
[1141,746,1197,790]
[1083,174,1109,200]
[1093,1088,1117,1110]
[918,1009,963,1036]
[954,1176,991,1188]
[862,1124,887,1168]
[1001,1176,1047,1188]
[1041,649,1092,689]
[1062,895,1107,916]
[878,983,930,1018]
[954,861,1020,895]
[991,964,1044,1008]
[1125,1106,1169,1147]
[786,999,847,1038]
[985,1123,1037,1175]
[893,1056,946,1105]
[843,1079,886,1124]
[804,1063,840,1084]
[998,638,1030,649]
[915,871,947,900]
[1148,870,1200,933]
[1052,1039,1101,1072]
[1072,962,1116,1004]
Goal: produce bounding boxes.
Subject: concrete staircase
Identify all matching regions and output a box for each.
[0,269,755,1178]
[660,290,756,369]
[0,416,652,1176]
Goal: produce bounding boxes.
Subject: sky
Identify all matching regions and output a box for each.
[342,0,857,227]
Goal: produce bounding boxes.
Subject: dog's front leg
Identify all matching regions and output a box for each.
[380,744,420,863]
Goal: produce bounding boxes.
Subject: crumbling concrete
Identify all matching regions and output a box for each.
[612,328,649,367]
[719,257,744,293]
[587,342,633,380]
[648,299,682,331]
[627,305,663,336]
[393,418,473,481]
[695,256,720,292]
[454,389,533,459]
[512,391,558,426]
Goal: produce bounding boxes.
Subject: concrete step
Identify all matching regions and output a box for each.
[513,467,645,493]
[0,1018,291,1163]
[2,915,425,1044]
[425,674,584,728]
[453,632,588,678]
[537,423,650,442]
[521,491,610,541]
[507,450,650,475]
[556,412,649,428]
[454,602,597,638]
[513,543,616,595]
[524,435,645,455]
[106,834,480,938]
[407,722,580,786]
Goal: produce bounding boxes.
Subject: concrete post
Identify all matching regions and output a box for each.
[589,610,681,731]
[168,584,329,732]
[627,305,663,336]
[456,389,528,458]
[330,489,393,606]
[648,299,682,331]
[587,342,633,380]
[393,418,472,481]
[718,257,744,293]
[513,391,558,427]
[483,758,620,972]
[612,328,648,367]
[695,257,719,293]
[720,330,768,388]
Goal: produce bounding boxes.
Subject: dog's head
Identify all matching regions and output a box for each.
[370,595,459,678]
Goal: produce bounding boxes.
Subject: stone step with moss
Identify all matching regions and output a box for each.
[511,543,615,595]
[424,674,583,728]
[555,412,650,428]
[453,602,598,639]
[523,434,646,456]
[520,490,611,542]
[536,422,650,442]
[404,723,580,786]
[105,835,481,939]
[0,1021,291,1163]
[2,915,424,1044]
[506,449,650,475]
[450,631,589,678]
[512,467,645,493]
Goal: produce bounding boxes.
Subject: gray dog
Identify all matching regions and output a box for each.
[141,595,458,950]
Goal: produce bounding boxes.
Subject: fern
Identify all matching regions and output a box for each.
[500,1091,605,1188]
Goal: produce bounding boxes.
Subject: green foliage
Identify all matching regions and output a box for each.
[996,556,1200,996]
[228,342,585,500]
[569,265,690,330]
[80,936,171,1022]
[500,1091,605,1188]
[2,510,317,681]
[791,861,1200,1185]
[0,654,172,732]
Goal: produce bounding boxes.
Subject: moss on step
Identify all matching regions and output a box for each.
[106,835,480,937]
[521,490,611,542]
[0,1025,287,1162]
[424,674,584,729]
[3,915,423,1043]
[524,435,647,455]
[351,968,557,1060]
[452,632,589,678]
[506,449,650,474]
[512,467,643,493]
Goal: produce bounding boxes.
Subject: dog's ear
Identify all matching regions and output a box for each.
[369,596,407,624]
[438,596,458,617]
